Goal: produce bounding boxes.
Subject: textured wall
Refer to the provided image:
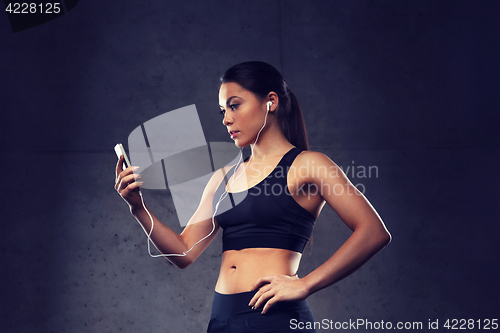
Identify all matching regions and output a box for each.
[1,1,499,332]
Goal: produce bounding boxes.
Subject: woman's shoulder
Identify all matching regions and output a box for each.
[292,149,345,182]
[199,164,235,197]
[211,164,235,182]
[295,149,339,167]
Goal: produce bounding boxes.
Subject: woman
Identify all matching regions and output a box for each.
[115,61,391,332]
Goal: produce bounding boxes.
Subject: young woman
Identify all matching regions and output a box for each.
[115,61,391,332]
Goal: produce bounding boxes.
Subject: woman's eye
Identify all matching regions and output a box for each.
[220,104,238,115]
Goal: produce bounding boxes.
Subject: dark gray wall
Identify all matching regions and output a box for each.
[1,1,498,332]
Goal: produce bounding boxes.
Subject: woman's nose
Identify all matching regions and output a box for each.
[222,113,232,126]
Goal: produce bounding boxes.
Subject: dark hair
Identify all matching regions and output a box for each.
[220,61,309,150]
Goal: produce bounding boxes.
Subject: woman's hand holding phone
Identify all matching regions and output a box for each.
[114,155,143,210]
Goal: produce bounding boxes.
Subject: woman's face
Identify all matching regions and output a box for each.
[219,82,268,148]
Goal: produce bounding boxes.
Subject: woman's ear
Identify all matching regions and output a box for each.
[266,92,279,112]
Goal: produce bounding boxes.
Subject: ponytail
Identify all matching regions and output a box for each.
[280,89,309,151]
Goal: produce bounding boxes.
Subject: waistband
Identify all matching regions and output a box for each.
[211,290,310,319]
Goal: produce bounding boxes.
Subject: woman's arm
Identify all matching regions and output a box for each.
[299,151,391,293]
[115,155,224,268]
[249,151,391,313]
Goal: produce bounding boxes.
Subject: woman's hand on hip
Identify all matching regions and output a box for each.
[248,274,310,314]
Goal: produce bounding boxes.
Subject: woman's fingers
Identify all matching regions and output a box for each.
[115,155,125,180]
[115,156,138,182]
[249,275,306,314]
[249,284,273,311]
[261,294,281,314]
[116,173,142,193]
[251,275,273,291]
[115,165,140,189]
[249,275,276,310]
[120,180,144,197]
[114,158,143,208]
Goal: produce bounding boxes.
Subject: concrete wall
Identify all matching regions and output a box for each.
[1,1,498,332]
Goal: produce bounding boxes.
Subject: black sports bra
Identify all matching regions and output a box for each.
[212,148,315,253]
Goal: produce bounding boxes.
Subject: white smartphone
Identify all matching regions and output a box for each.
[114,143,132,171]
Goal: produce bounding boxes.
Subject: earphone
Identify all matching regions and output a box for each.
[138,100,272,258]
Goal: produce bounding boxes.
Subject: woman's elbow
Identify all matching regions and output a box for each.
[169,256,195,269]
[371,217,391,248]
[174,261,190,269]
[363,223,391,250]
[378,228,392,248]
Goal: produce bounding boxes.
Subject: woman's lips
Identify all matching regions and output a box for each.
[229,130,239,139]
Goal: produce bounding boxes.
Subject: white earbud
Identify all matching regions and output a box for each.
[267,101,272,111]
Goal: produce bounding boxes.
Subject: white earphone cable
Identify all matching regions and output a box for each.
[139,102,271,257]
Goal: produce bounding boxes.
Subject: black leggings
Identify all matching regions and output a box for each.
[207,290,317,333]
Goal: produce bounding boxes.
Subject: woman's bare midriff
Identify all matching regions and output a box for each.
[214,248,302,294]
